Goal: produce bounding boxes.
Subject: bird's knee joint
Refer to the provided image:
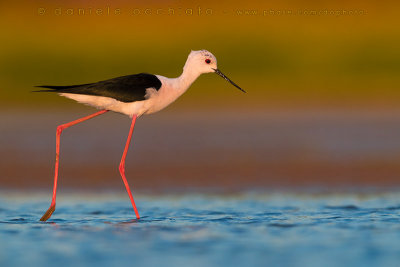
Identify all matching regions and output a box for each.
[119,164,125,174]
[56,125,65,134]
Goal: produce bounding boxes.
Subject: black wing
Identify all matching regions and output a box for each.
[35,73,162,103]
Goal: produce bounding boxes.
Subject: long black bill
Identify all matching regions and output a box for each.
[213,68,246,93]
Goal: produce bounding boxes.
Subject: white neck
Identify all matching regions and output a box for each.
[147,63,202,115]
[175,64,201,92]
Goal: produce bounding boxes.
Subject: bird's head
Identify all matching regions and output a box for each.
[184,50,246,93]
[184,50,217,74]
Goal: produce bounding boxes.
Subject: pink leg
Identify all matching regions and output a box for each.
[119,115,140,219]
[40,109,108,221]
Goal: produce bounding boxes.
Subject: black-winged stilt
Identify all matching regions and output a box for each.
[36,50,245,221]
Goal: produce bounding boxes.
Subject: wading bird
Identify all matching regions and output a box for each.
[36,50,245,221]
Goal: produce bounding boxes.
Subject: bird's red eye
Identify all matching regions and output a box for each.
[205,59,211,64]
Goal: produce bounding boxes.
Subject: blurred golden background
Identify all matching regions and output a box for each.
[1,0,400,190]
[1,0,399,109]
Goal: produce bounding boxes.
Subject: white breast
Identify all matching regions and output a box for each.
[142,75,187,115]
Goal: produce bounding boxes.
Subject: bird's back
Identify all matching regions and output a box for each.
[35,73,162,103]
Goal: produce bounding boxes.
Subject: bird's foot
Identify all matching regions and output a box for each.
[40,204,55,221]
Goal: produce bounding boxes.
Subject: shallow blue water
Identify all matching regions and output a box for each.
[1,192,400,267]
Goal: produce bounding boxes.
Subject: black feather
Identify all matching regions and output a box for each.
[34,73,162,103]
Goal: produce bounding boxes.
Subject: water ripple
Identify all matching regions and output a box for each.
[1,192,400,267]
[324,205,360,210]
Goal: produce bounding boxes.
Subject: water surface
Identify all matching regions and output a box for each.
[1,191,400,267]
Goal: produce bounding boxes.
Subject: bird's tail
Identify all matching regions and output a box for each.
[33,83,93,92]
